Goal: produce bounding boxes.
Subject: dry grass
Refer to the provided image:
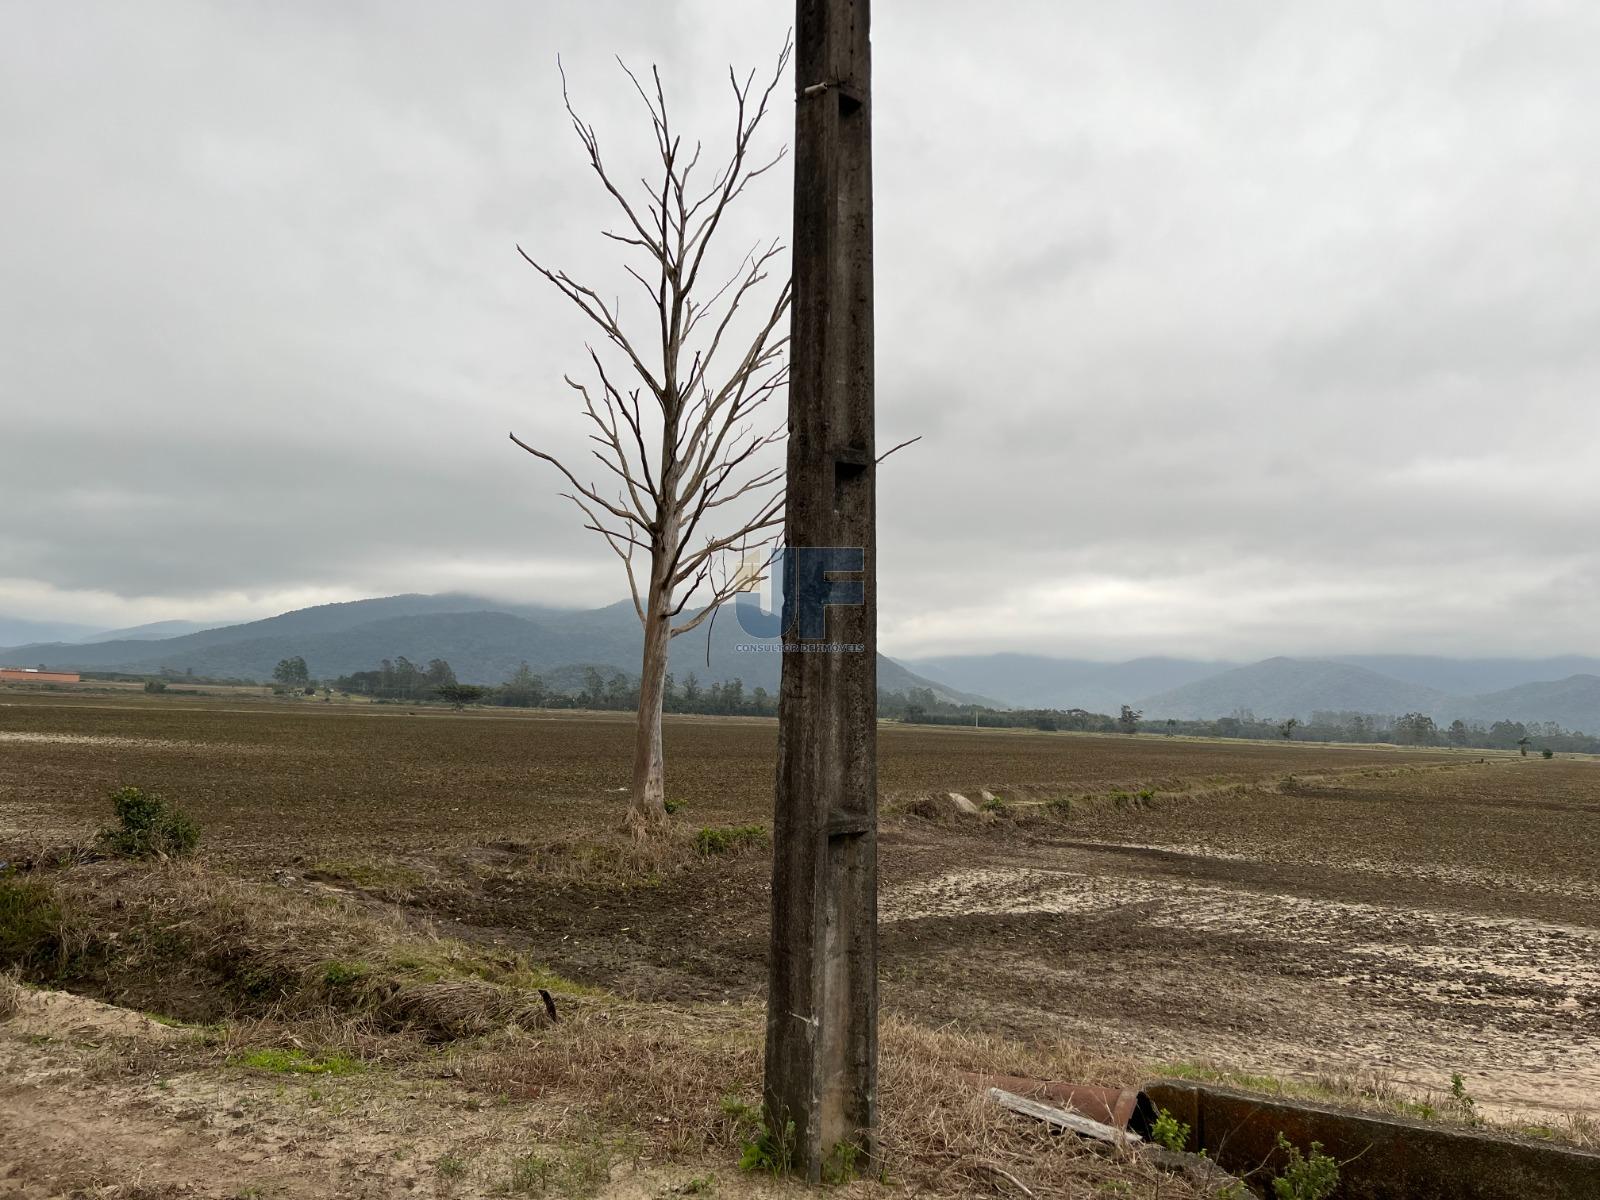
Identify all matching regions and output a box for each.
[0,967,23,1022]
[465,1005,1216,1198]
[22,859,583,1040]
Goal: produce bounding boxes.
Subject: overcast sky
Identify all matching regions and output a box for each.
[5,1,1599,659]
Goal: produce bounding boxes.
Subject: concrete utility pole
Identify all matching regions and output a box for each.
[764,0,877,1182]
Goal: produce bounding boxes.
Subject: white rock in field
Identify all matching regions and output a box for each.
[947,791,980,815]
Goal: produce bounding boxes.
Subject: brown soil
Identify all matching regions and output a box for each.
[3,691,1597,1193]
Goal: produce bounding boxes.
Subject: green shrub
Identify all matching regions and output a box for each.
[0,875,65,970]
[694,825,767,856]
[1272,1133,1339,1200]
[1449,1072,1478,1123]
[143,680,167,694]
[98,786,199,859]
[1541,748,1555,760]
[738,1117,795,1177]
[1150,1107,1190,1153]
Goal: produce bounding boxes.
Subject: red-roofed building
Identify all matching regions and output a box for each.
[0,667,80,684]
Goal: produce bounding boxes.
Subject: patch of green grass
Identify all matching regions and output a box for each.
[436,1152,470,1180]
[980,795,1006,813]
[231,1047,363,1076]
[385,942,598,998]
[0,874,65,971]
[1158,1061,1462,1129]
[1393,1097,1438,1119]
[306,860,424,890]
[320,959,369,988]
[1156,1061,1288,1093]
[693,825,768,856]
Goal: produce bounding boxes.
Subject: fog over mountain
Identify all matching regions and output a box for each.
[8,592,1600,731]
[6,3,1600,661]
[1134,657,1600,733]
[0,594,989,708]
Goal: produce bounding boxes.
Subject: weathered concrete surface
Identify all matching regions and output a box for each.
[765,0,878,1183]
[1145,1080,1600,1200]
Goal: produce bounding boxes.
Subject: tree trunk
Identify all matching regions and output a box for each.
[627,593,672,837]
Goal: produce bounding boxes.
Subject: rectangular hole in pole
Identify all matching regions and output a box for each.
[833,448,869,512]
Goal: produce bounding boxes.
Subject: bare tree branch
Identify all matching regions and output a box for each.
[877,435,923,464]
[516,36,793,640]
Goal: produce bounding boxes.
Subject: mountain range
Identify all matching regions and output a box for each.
[0,616,220,647]
[0,594,990,706]
[6,596,1599,731]
[907,651,1600,732]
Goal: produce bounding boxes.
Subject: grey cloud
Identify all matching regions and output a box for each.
[5,0,1599,656]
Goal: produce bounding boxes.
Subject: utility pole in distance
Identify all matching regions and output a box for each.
[764,0,877,1183]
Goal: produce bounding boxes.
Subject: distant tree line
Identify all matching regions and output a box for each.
[237,658,1599,753]
[884,694,1599,754]
[324,658,779,716]
[330,656,458,699]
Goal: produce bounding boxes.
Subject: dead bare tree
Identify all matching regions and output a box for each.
[512,43,792,837]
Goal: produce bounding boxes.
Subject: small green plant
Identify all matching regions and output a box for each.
[822,1140,865,1183]
[1150,1107,1190,1153]
[436,1152,469,1180]
[1137,788,1156,802]
[1044,795,1072,816]
[694,825,768,856]
[730,1100,794,1178]
[1271,1133,1339,1200]
[98,786,199,858]
[1450,1072,1477,1122]
[231,1047,362,1075]
[680,1175,716,1195]
[501,1153,552,1194]
[320,960,367,988]
[1541,748,1555,760]
[980,794,1006,813]
[738,1121,794,1176]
